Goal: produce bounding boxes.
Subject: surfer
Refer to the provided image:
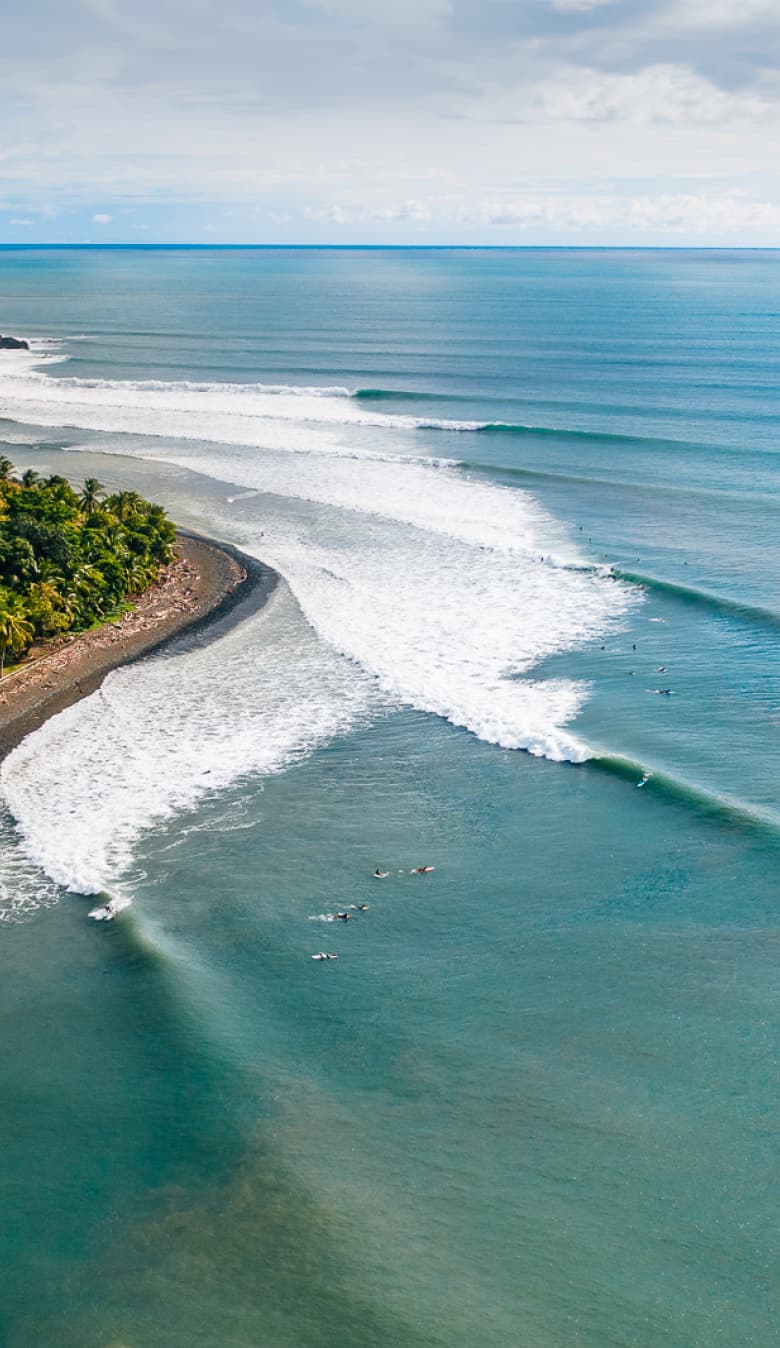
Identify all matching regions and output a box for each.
[655,666,666,673]
[357,903,369,911]
[411,865,435,874]
[373,867,389,878]
[334,911,352,921]
[655,688,673,695]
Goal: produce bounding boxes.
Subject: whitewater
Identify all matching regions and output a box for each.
[0,345,636,898]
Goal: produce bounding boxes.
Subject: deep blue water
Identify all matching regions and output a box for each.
[0,248,778,1346]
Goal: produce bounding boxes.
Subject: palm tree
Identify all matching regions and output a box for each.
[112,490,143,522]
[66,563,106,619]
[0,606,33,677]
[124,556,155,594]
[0,456,14,481]
[21,468,40,488]
[80,477,104,517]
[26,580,73,637]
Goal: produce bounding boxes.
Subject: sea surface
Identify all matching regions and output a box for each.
[0,247,778,1346]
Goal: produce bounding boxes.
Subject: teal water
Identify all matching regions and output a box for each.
[0,248,778,1346]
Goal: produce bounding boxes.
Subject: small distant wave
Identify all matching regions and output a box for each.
[29,334,96,345]
[476,421,685,448]
[353,387,455,403]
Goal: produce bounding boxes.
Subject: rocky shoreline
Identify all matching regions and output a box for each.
[0,532,277,760]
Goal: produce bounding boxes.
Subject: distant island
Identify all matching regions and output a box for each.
[0,458,176,675]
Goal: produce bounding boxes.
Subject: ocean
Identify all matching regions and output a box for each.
[0,246,777,1346]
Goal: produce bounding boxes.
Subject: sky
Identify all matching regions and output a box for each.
[1,0,779,245]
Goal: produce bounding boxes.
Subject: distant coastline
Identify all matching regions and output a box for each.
[0,531,278,760]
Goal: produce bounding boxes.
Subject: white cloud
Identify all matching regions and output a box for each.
[460,191,780,238]
[666,0,779,28]
[370,199,432,222]
[304,0,452,25]
[9,217,32,225]
[529,63,770,125]
[304,204,353,224]
[92,212,112,223]
[549,0,617,11]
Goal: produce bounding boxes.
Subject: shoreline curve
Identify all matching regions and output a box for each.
[0,530,279,761]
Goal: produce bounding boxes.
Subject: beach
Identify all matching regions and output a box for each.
[0,531,276,760]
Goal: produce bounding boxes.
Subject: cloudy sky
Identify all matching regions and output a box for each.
[1,0,779,244]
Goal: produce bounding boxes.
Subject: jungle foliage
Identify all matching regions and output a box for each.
[0,457,176,673]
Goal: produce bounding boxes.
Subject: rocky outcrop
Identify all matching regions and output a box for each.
[0,335,30,350]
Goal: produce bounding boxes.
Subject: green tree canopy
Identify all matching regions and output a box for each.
[0,463,176,673]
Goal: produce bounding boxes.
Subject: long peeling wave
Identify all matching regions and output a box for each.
[588,753,780,840]
[612,569,780,632]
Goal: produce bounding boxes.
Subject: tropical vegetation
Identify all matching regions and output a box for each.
[0,458,176,674]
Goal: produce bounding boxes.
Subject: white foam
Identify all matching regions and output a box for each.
[1,585,380,895]
[0,811,62,922]
[239,507,624,764]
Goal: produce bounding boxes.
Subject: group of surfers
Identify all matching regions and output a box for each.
[311,864,436,960]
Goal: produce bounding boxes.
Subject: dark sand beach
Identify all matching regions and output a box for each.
[0,532,277,760]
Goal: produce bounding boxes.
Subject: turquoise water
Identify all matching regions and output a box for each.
[0,248,778,1346]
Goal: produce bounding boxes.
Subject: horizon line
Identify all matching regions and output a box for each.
[1,242,780,252]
